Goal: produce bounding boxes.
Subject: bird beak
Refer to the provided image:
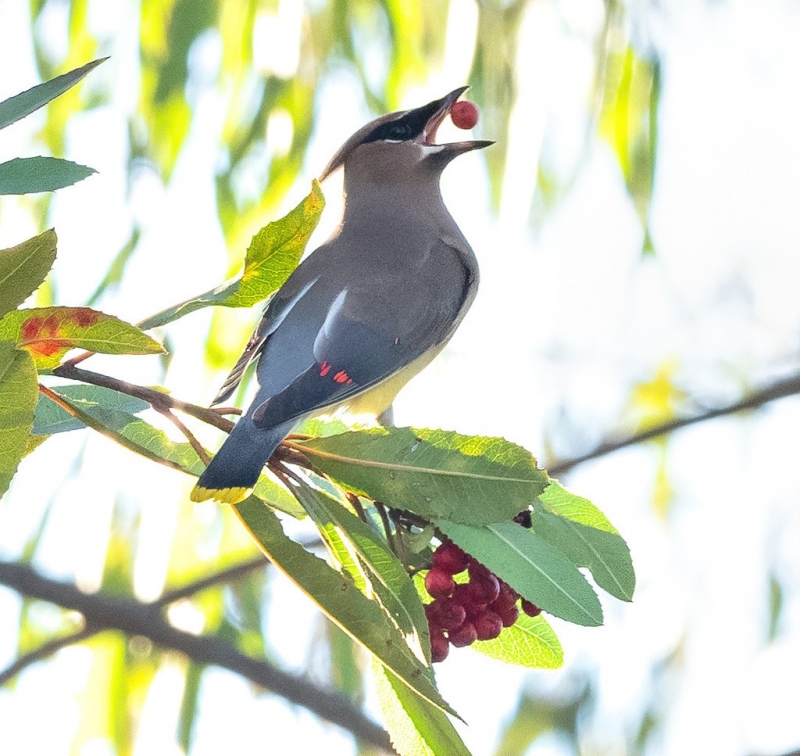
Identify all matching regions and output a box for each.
[415,87,494,156]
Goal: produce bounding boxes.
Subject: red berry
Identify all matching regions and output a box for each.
[453,584,486,619]
[429,599,466,632]
[491,581,519,613]
[495,603,519,628]
[451,100,479,130]
[448,621,478,648]
[432,542,469,575]
[521,599,542,617]
[473,610,503,641]
[467,570,500,605]
[425,567,455,599]
[430,629,450,663]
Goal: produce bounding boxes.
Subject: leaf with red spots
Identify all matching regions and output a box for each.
[0,229,57,318]
[0,341,38,498]
[0,306,164,370]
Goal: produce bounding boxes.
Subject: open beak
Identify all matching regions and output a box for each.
[415,87,493,155]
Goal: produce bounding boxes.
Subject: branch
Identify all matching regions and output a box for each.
[0,560,391,752]
[0,625,95,687]
[52,363,234,433]
[548,373,800,476]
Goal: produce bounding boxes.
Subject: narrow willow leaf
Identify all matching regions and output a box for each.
[473,614,563,669]
[0,229,57,318]
[373,660,471,756]
[292,480,430,664]
[233,496,456,716]
[49,392,304,517]
[0,342,38,498]
[137,181,325,330]
[531,505,635,602]
[0,157,96,195]
[437,520,603,627]
[33,385,149,435]
[300,428,549,526]
[0,58,107,130]
[0,306,163,370]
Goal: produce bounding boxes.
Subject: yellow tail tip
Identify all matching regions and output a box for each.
[190,485,251,504]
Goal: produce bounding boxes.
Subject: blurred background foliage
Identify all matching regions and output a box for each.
[1,0,799,755]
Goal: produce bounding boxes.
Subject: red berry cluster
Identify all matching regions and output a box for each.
[423,541,541,663]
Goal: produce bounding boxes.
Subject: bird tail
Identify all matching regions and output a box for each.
[190,419,290,504]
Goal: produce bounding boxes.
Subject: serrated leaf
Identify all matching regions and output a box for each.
[538,481,618,533]
[373,659,471,756]
[32,384,150,435]
[299,428,549,526]
[47,391,304,517]
[0,342,38,498]
[0,306,163,370]
[437,520,603,627]
[0,58,107,130]
[0,157,97,195]
[233,496,457,717]
[137,181,325,330]
[293,480,430,664]
[0,230,57,318]
[473,614,563,669]
[533,485,635,602]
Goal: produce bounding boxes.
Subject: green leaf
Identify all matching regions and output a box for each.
[0,342,38,498]
[0,306,164,370]
[233,496,457,716]
[0,230,57,318]
[437,520,603,627]
[0,58,107,131]
[373,660,471,756]
[32,385,150,435]
[473,613,563,669]
[538,481,619,533]
[299,428,549,526]
[137,181,325,330]
[47,391,304,517]
[531,507,635,603]
[0,157,96,195]
[292,480,430,664]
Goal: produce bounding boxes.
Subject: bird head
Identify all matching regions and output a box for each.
[319,87,492,185]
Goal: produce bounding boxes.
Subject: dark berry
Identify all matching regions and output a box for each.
[490,581,519,612]
[521,599,542,617]
[473,610,503,641]
[453,584,487,619]
[432,542,470,575]
[425,567,455,599]
[430,599,466,632]
[448,621,478,648]
[514,510,532,528]
[467,570,500,605]
[430,629,450,663]
[495,603,519,628]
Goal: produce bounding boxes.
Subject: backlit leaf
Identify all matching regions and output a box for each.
[0,342,38,498]
[299,427,549,526]
[473,613,563,669]
[233,496,456,716]
[137,181,324,330]
[437,520,603,627]
[0,230,57,318]
[0,306,163,370]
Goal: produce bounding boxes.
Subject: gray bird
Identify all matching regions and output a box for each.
[191,87,491,503]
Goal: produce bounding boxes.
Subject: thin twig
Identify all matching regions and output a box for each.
[548,373,800,476]
[0,625,96,687]
[52,363,233,433]
[0,561,390,751]
[154,406,212,466]
[155,555,267,606]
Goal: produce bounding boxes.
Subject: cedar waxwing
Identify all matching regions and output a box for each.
[191,87,492,504]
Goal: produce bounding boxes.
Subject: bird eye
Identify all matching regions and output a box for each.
[386,123,411,140]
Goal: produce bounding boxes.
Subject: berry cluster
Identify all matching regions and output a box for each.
[423,541,541,663]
